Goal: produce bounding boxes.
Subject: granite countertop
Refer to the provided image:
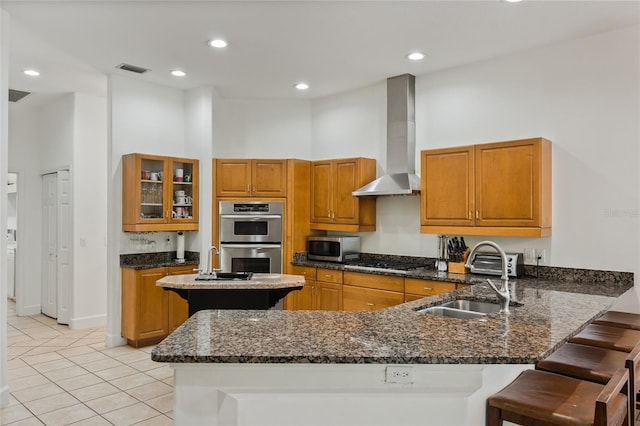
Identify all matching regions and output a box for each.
[156,273,305,290]
[151,276,633,365]
[120,251,199,270]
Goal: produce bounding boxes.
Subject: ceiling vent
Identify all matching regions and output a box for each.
[9,89,31,103]
[116,63,150,74]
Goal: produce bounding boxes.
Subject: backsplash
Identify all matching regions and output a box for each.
[293,252,634,285]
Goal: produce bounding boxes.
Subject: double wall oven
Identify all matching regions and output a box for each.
[219,201,283,274]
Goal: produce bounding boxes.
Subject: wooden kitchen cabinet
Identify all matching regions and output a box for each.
[215,159,287,198]
[310,158,377,232]
[285,266,342,310]
[122,153,199,232]
[121,264,195,347]
[404,278,457,301]
[420,137,551,237]
[342,271,404,311]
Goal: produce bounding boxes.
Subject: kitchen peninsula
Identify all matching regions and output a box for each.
[152,274,633,426]
[156,273,304,315]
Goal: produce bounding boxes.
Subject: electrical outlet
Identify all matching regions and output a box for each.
[385,366,413,384]
[523,248,535,264]
[535,249,546,264]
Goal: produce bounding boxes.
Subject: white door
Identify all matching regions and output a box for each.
[41,170,72,324]
[56,170,71,325]
[42,173,57,318]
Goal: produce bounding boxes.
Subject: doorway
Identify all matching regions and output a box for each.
[41,170,72,324]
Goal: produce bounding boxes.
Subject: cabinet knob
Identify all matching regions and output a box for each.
[423,287,434,291]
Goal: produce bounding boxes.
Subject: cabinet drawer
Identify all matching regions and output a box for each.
[343,285,404,311]
[290,265,317,280]
[343,271,403,292]
[404,279,457,297]
[316,268,343,284]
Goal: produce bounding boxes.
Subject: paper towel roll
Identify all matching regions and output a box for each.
[176,231,185,261]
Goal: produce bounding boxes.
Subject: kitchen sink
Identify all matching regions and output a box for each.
[417,299,501,319]
[195,272,253,281]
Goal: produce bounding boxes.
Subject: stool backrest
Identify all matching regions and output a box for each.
[625,341,640,423]
[594,368,629,426]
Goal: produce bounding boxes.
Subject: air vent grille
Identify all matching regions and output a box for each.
[116,63,150,74]
[9,89,30,103]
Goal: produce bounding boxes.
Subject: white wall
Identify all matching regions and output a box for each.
[213,98,312,159]
[312,26,639,274]
[72,92,108,328]
[1,8,9,409]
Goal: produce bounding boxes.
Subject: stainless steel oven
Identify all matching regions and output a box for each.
[219,201,283,274]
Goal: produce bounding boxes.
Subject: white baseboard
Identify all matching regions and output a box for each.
[105,332,127,348]
[1,384,10,408]
[18,304,41,316]
[69,314,107,330]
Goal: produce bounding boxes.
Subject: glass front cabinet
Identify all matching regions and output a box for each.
[122,153,199,231]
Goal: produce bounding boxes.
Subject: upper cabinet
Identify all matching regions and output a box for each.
[122,153,199,231]
[420,137,551,237]
[215,159,287,198]
[310,157,377,232]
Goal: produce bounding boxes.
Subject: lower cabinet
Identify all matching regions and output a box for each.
[121,264,195,347]
[286,266,343,310]
[343,271,404,311]
[404,278,467,302]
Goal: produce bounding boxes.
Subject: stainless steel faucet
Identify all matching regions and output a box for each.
[205,246,220,276]
[464,240,510,314]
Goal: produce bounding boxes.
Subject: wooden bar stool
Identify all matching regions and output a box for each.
[486,368,630,425]
[536,342,640,422]
[594,311,640,331]
[568,324,640,353]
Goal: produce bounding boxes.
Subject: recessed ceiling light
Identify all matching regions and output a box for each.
[295,83,309,90]
[209,39,228,48]
[23,69,40,77]
[504,0,523,2]
[171,70,187,77]
[407,52,425,61]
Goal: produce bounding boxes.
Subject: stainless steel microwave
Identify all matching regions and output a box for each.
[307,236,360,263]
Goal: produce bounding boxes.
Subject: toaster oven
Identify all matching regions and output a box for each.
[469,252,524,278]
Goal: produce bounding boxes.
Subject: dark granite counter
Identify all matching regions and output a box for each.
[151,275,633,365]
[120,251,200,270]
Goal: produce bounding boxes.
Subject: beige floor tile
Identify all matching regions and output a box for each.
[145,365,173,380]
[7,334,36,345]
[3,417,46,425]
[7,365,39,380]
[37,403,97,425]
[144,392,173,413]
[128,358,162,372]
[7,346,32,359]
[8,374,51,392]
[67,415,112,425]
[23,392,80,416]
[23,328,62,340]
[41,337,80,347]
[89,342,107,351]
[8,318,43,328]
[56,345,97,358]
[68,382,120,403]
[0,403,33,424]
[81,358,124,373]
[132,414,173,426]
[101,402,161,426]
[43,365,90,383]
[22,346,66,356]
[109,372,157,391]
[84,391,138,415]
[126,381,172,402]
[71,338,105,348]
[20,352,63,366]
[162,376,174,386]
[100,345,139,357]
[165,410,174,420]
[7,358,28,369]
[55,373,104,392]
[114,351,152,365]
[94,365,138,381]
[67,351,111,366]
[10,338,55,348]
[8,328,27,337]
[11,382,65,403]
[138,346,155,354]
[31,358,75,373]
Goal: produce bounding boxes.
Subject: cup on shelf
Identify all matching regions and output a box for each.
[142,170,151,180]
[150,172,159,181]
[175,190,186,197]
[185,196,193,204]
[175,168,184,182]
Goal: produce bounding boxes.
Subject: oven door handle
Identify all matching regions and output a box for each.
[220,215,282,220]
[220,243,282,249]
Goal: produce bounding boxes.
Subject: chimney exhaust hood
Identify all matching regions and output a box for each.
[352,73,420,196]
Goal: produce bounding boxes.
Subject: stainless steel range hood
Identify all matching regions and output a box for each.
[352,73,420,196]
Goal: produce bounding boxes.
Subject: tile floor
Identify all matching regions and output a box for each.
[2,299,174,425]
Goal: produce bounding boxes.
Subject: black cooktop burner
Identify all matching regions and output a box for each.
[345,260,430,271]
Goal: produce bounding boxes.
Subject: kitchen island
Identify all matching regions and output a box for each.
[152,277,634,425]
[156,273,304,315]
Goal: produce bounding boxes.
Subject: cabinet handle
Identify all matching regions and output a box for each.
[423,287,434,291]
[367,303,374,307]
[324,274,332,279]
[476,210,479,219]
[247,184,251,192]
[468,211,472,220]
[252,185,256,192]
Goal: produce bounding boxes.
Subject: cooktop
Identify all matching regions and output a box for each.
[344,260,431,274]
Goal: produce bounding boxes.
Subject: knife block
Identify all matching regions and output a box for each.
[448,248,470,274]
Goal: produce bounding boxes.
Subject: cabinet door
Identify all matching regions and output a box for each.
[314,282,343,311]
[311,161,332,223]
[252,160,287,197]
[421,146,474,226]
[167,266,195,332]
[136,268,169,341]
[123,154,169,229]
[365,288,404,310]
[475,139,542,227]
[332,159,359,224]
[169,158,199,228]
[342,286,403,311]
[405,278,457,297]
[215,159,252,197]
